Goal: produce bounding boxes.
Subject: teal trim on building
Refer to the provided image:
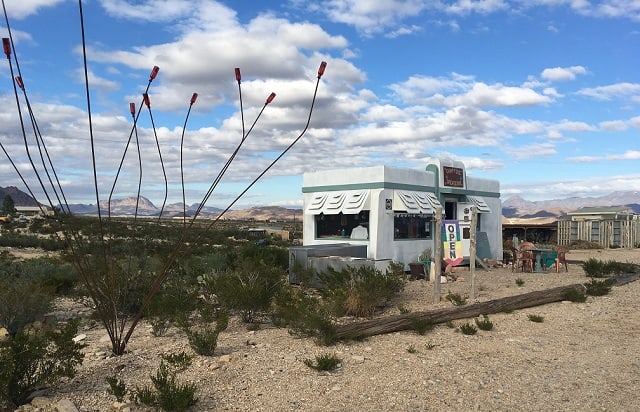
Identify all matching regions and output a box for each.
[302,182,500,199]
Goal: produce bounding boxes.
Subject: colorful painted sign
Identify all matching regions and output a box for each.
[442,220,463,266]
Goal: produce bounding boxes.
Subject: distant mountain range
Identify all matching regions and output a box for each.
[502,191,640,218]
[3,186,640,220]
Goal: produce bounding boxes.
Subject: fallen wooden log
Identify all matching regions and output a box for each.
[334,283,587,340]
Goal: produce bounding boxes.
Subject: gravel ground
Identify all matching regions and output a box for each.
[13,248,640,412]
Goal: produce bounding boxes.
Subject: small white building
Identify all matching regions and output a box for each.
[301,159,502,268]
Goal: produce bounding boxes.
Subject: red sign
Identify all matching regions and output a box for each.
[443,166,464,188]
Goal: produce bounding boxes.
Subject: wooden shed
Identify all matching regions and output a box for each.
[557,206,640,248]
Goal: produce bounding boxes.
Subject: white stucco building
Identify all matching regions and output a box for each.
[300,159,502,269]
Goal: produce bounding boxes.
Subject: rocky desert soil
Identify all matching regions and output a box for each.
[11,248,640,412]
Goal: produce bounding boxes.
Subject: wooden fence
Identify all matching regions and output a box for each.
[557,219,640,248]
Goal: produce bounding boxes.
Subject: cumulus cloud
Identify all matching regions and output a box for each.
[541,66,587,82]
[2,0,64,19]
[390,74,550,107]
[577,82,640,100]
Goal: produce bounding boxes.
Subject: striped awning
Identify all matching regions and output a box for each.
[393,190,442,214]
[305,190,370,215]
[466,195,492,213]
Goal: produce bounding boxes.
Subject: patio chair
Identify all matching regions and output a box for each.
[512,248,533,273]
[554,246,569,272]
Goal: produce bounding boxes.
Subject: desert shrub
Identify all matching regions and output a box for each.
[0,273,54,336]
[184,310,228,356]
[238,243,289,271]
[581,258,608,278]
[475,315,494,331]
[146,273,199,335]
[584,278,614,296]
[132,360,197,411]
[515,277,525,286]
[303,353,342,372]
[406,344,417,354]
[106,375,127,402]
[459,323,477,335]
[397,304,410,314]
[411,318,435,335]
[445,291,467,306]
[563,288,587,303]
[271,287,337,345]
[581,257,637,278]
[317,265,406,317]
[161,351,194,371]
[527,314,544,323]
[210,260,285,323]
[0,320,84,408]
[602,260,637,275]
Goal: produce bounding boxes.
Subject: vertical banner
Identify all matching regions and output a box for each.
[442,220,463,266]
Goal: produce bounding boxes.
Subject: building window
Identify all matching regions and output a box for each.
[394,213,432,240]
[315,211,370,239]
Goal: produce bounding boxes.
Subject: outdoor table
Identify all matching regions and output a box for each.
[529,248,553,272]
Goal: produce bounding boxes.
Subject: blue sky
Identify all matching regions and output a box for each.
[1,0,639,209]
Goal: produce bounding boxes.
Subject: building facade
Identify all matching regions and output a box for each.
[301,159,502,269]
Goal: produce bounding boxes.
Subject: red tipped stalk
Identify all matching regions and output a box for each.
[149,66,160,81]
[318,61,327,78]
[15,76,24,90]
[235,68,241,83]
[129,102,135,117]
[143,93,150,108]
[266,92,276,105]
[190,93,198,105]
[2,38,10,58]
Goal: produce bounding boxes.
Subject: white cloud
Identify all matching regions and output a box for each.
[311,0,428,36]
[99,0,196,22]
[540,66,587,82]
[391,74,550,107]
[448,83,551,107]
[577,82,640,100]
[505,142,557,159]
[606,150,640,160]
[599,120,628,131]
[2,0,64,19]
[444,0,509,15]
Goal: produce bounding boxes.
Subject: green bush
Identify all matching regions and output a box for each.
[303,353,342,372]
[515,278,525,287]
[0,274,54,335]
[584,278,614,296]
[184,310,228,356]
[581,258,637,278]
[459,323,477,335]
[317,265,406,317]
[563,288,587,303]
[527,314,544,323]
[445,292,467,306]
[161,351,194,372]
[475,315,494,331]
[581,258,608,277]
[132,360,197,411]
[411,318,435,335]
[106,375,127,402]
[0,320,84,408]
[209,261,284,323]
[271,287,337,345]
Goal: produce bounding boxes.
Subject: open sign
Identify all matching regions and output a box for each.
[442,220,463,266]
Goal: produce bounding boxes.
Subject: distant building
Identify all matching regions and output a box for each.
[15,205,53,216]
[557,206,639,248]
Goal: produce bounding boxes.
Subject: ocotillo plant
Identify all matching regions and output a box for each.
[1,0,327,355]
